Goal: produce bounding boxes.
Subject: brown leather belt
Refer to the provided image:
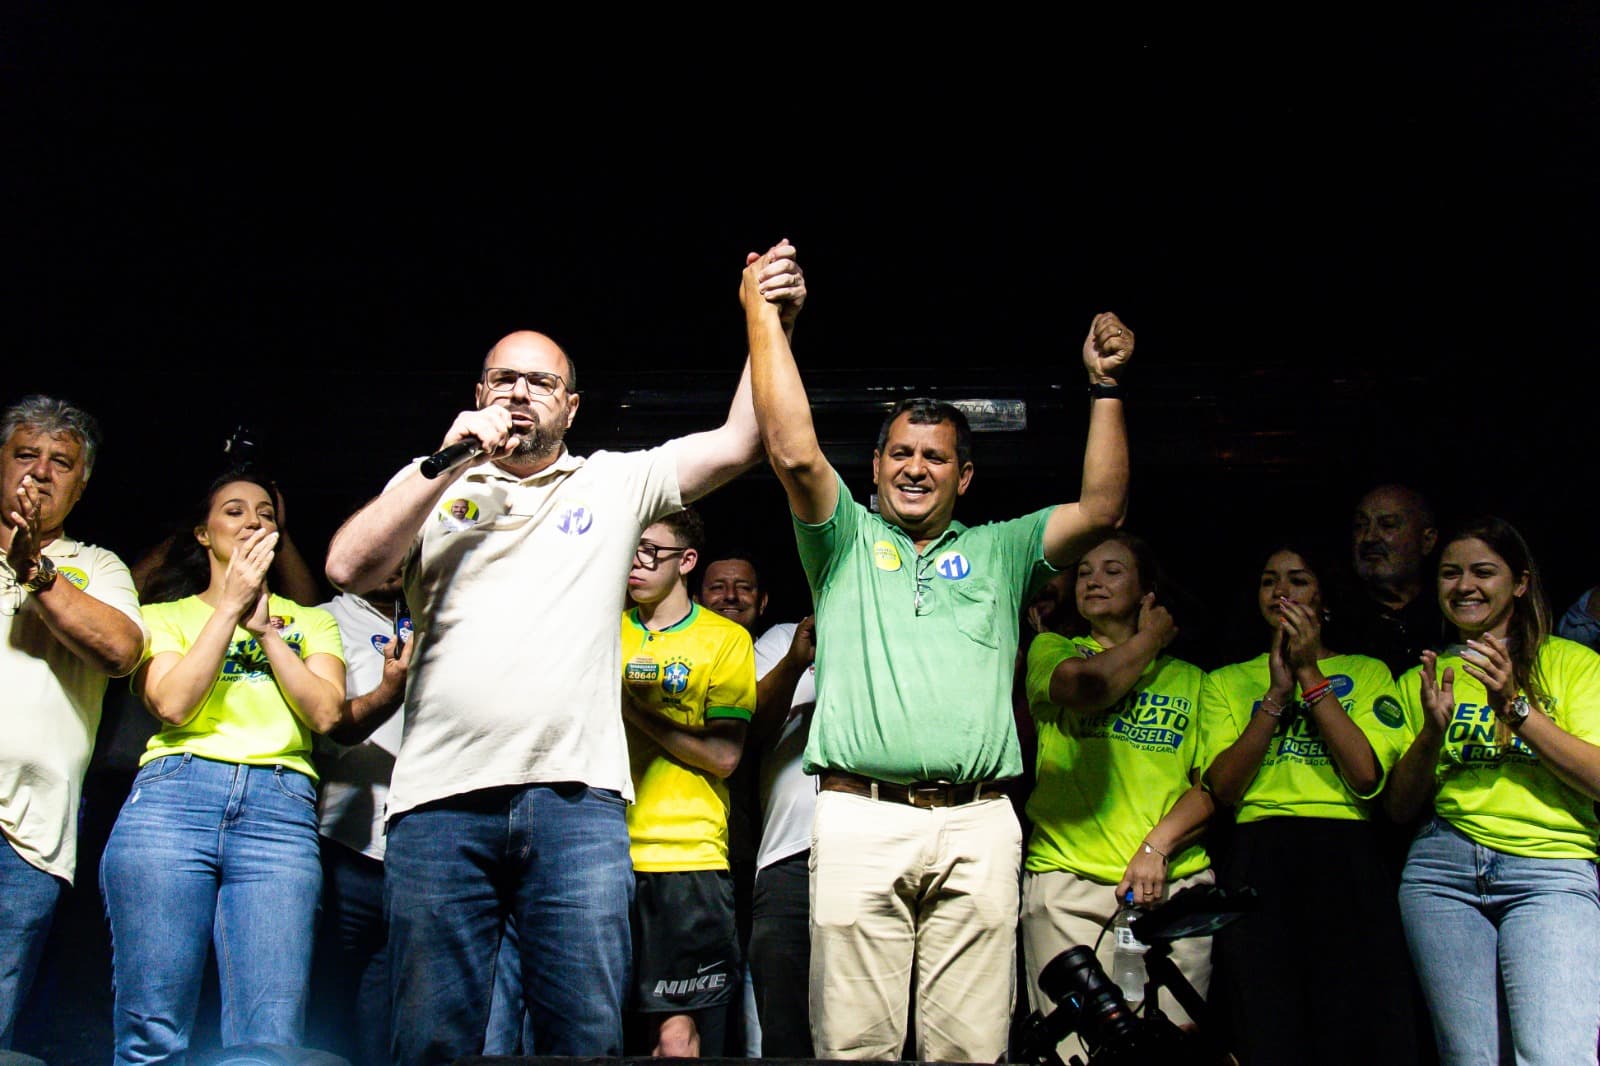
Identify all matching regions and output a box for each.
[819,770,1005,809]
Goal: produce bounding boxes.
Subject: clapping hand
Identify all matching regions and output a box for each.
[1461,634,1515,717]
[1417,650,1456,734]
[223,527,278,632]
[5,475,44,580]
[1275,598,1322,671]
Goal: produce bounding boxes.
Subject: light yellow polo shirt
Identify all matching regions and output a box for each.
[0,536,147,883]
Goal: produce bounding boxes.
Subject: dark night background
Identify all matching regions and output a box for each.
[6,12,1599,634]
[3,9,1599,1057]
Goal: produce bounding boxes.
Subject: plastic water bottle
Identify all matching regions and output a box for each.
[1110,893,1148,1009]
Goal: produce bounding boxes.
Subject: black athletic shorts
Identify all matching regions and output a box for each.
[631,868,740,1013]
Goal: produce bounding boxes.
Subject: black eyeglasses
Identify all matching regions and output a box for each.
[634,541,689,569]
[482,368,567,396]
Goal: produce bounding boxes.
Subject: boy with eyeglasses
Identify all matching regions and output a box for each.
[620,508,756,1057]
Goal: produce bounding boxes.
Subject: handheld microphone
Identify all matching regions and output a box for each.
[420,440,484,479]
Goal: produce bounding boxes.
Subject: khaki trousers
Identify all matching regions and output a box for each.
[809,790,1020,1061]
[1020,866,1215,1062]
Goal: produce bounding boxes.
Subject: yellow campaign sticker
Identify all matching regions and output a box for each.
[58,566,89,590]
[439,498,482,532]
[873,540,902,572]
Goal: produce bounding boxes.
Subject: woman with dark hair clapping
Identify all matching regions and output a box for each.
[1387,517,1600,1065]
[100,470,345,1062]
[1202,540,1420,1065]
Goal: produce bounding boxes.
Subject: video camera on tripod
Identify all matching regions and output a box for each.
[1018,884,1257,1066]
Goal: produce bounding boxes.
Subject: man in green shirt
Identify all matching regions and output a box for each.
[739,256,1134,1062]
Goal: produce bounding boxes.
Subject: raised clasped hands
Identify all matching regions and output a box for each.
[1083,312,1135,384]
[740,238,807,334]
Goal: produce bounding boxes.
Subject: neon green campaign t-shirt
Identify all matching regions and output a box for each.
[140,594,344,779]
[1201,652,1408,824]
[1024,633,1212,883]
[1396,636,1600,860]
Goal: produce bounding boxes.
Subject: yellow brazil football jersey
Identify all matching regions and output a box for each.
[621,603,756,872]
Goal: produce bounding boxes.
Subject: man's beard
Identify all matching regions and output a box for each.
[510,417,562,462]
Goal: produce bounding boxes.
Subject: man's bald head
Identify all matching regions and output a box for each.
[483,331,578,392]
[475,330,582,466]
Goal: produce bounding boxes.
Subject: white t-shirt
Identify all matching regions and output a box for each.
[0,535,147,882]
[753,622,817,870]
[387,445,681,820]
[316,593,407,860]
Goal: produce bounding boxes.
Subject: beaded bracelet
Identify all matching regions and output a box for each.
[1259,694,1287,718]
[1300,680,1334,707]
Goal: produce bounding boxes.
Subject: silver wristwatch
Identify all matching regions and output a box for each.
[1498,694,1531,728]
[21,555,57,594]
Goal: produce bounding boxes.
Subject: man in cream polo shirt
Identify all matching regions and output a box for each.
[0,395,146,1046]
[325,242,805,1065]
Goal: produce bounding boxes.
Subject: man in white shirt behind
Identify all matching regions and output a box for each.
[696,551,815,1058]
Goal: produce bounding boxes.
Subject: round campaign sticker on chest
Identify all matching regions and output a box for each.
[873,540,902,572]
[934,551,971,580]
[555,502,594,535]
[438,498,482,533]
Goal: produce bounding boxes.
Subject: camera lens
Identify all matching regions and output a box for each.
[1039,945,1140,1049]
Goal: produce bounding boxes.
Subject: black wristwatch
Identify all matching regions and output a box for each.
[1497,695,1532,729]
[1088,381,1123,401]
[22,555,57,594]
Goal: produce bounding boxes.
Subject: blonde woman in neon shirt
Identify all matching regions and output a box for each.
[1201,541,1420,1065]
[1386,517,1600,1065]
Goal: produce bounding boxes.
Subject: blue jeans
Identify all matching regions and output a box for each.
[483,915,536,1054]
[307,839,389,1066]
[383,783,633,1065]
[0,837,63,1048]
[100,754,322,1064]
[1399,816,1600,1066]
